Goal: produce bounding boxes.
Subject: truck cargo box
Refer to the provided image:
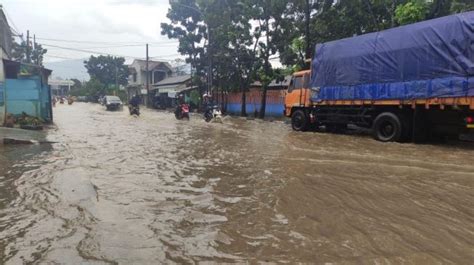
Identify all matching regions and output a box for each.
[311,12,474,102]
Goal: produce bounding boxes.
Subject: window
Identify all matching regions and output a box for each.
[133,73,137,82]
[294,76,304,89]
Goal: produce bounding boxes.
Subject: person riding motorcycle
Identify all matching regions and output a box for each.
[203,93,220,122]
[128,95,141,115]
[129,95,141,107]
[175,94,190,120]
[175,94,185,116]
[203,94,213,115]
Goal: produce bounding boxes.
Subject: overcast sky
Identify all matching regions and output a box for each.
[2,0,182,63]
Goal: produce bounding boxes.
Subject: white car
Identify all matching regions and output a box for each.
[104,96,123,111]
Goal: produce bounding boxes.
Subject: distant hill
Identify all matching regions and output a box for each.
[44,59,90,81]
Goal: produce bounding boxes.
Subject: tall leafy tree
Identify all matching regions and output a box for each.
[249,0,287,119]
[161,0,207,94]
[84,55,128,87]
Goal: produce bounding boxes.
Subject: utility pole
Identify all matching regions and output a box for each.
[146,43,149,107]
[33,34,37,65]
[115,64,118,96]
[26,30,30,63]
[208,28,212,96]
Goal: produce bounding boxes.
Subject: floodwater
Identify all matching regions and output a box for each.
[0,103,473,264]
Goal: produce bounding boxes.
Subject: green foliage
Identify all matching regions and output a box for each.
[84,55,128,87]
[70,78,106,98]
[71,78,82,89]
[161,0,206,89]
[189,89,200,106]
[395,1,429,25]
[12,40,48,66]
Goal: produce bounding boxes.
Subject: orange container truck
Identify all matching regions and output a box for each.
[284,12,474,142]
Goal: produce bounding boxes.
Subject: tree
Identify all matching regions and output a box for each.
[201,0,261,116]
[249,0,287,119]
[395,1,429,25]
[11,39,48,66]
[84,55,128,88]
[450,0,474,13]
[162,0,261,116]
[161,0,207,94]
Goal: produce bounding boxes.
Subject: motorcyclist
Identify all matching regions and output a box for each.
[203,94,213,112]
[129,95,141,107]
[128,95,141,115]
[203,93,216,121]
[175,94,185,117]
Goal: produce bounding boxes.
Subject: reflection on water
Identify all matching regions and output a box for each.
[0,103,473,264]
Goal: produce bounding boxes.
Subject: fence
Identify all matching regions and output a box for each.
[221,88,286,117]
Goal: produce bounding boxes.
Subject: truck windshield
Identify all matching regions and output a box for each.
[294,76,304,89]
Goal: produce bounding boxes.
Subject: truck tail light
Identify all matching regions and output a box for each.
[466,116,474,124]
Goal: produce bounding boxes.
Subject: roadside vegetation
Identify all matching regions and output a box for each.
[161,0,474,118]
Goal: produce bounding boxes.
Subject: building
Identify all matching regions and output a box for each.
[127,59,173,105]
[151,74,197,109]
[49,79,75,96]
[0,5,53,125]
[3,60,53,122]
[0,5,12,125]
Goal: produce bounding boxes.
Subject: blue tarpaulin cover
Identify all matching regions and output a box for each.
[311,11,474,101]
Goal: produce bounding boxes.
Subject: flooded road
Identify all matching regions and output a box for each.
[1,103,473,264]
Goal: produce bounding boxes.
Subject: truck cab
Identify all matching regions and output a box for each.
[284,70,311,117]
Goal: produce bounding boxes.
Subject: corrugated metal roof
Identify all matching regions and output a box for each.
[154,75,191,86]
[129,59,173,72]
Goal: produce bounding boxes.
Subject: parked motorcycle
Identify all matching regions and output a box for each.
[175,104,190,120]
[129,105,140,116]
[204,105,222,123]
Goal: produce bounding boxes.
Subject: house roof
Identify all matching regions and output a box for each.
[268,75,292,88]
[129,59,172,72]
[153,74,191,87]
[3,59,53,76]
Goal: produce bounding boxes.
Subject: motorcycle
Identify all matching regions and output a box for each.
[175,103,190,120]
[204,105,223,123]
[129,105,140,116]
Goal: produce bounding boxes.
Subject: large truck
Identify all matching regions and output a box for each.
[284,12,474,142]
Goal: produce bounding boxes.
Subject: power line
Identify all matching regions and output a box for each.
[36,36,178,45]
[41,43,143,59]
[149,54,183,59]
[44,43,145,50]
[44,54,83,60]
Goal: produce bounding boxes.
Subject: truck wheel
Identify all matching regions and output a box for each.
[291,110,308,131]
[373,112,402,142]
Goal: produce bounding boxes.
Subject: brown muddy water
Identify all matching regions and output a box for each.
[0,103,473,264]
